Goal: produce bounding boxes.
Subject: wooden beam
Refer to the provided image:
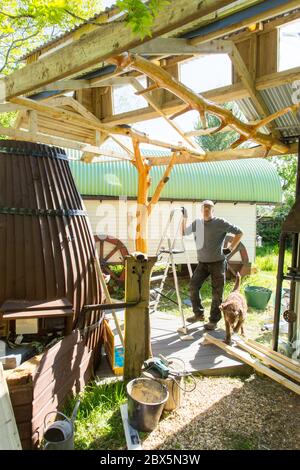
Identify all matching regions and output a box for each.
[235,337,300,382]
[130,77,197,149]
[102,63,300,125]
[147,144,298,166]
[1,0,235,99]
[230,43,269,118]
[229,42,280,137]
[190,0,300,46]
[0,126,132,161]
[39,79,94,91]
[131,38,233,56]
[0,103,27,112]
[246,339,300,374]
[205,333,300,395]
[11,96,207,157]
[111,53,289,153]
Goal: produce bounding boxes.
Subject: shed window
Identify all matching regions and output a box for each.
[279,20,300,71]
[112,76,148,115]
[179,54,232,94]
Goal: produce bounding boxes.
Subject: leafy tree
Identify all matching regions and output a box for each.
[271,154,297,209]
[0,1,104,74]
[0,0,170,75]
[116,0,170,38]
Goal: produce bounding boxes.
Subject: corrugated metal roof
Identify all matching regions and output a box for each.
[236,84,300,139]
[21,4,120,60]
[21,0,271,61]
[260,84,300,138]
[68,158,282,203]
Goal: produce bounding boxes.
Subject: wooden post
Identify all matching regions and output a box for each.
[124,254,156,381]
[132,138,151,253]
[136,165,151,253]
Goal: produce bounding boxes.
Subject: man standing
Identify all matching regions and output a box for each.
[182,200,243,330]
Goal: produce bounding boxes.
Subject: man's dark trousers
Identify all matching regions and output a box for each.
[190,260,226,323]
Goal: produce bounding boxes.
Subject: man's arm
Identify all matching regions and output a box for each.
[181,207,188,236]
[229,232,243,252]
[181,207,194,236]
[222,220,244,254]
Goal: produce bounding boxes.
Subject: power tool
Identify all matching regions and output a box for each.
[143,357,170,378]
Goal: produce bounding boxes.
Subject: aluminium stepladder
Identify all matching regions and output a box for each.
[149,208,194,340]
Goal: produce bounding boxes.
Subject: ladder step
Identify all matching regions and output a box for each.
[150,275,165,282]
[159,249,184,254]
[150,288,162,295]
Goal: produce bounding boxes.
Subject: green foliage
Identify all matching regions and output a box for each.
[0,1,103,74]
[64,380,127,450]
[0,0,171,75]
[0,112,16,138]
[116,0,170,38]
[255,244,292,273]
[195,102,244,152]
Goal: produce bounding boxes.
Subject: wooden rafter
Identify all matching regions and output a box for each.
[109,53,290,154]
[0,0,235,100]
[0,125,130,161]
[102,65,300,126]
[229,43,280,137]
[130,77,197,149]
[9,96,208,157]
[131,38,233,56]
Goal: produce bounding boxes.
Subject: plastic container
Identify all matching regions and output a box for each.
[244,286,272,310]
[127,378,169,432]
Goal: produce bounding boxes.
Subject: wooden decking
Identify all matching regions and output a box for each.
[152,312,253,375]
[102,310,252,376]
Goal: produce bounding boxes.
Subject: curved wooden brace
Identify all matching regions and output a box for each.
[109,53,290,154]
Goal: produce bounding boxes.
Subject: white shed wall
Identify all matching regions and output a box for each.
[83,199,256,264]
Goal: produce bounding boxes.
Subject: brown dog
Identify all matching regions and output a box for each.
[219,272,247,344]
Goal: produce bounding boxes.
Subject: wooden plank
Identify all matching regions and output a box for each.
[132,38,232,56]
[1,0,235,99]
[205,334,300,395]
[0,363,22,450]
[0,126,130,161]
[246,339,300,373]
[235,337,300,383]
[3,309,73,320]
[1,298,73,312]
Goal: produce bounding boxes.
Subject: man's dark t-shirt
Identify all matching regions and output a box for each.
[184,217,243,263]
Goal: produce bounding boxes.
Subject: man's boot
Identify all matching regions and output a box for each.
[204,321,217,330]
[186,313,205,323]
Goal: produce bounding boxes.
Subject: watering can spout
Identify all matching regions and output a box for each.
[71,400,80,423]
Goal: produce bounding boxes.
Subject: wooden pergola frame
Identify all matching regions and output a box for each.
[0,0,300,252]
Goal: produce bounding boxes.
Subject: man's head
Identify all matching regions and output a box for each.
[201,200,215,221]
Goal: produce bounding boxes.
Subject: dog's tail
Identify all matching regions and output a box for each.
[233,272,241,292]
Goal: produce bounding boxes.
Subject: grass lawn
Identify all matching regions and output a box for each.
[64,245,298,450]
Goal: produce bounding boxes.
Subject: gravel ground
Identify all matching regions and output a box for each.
[142,374,300,450]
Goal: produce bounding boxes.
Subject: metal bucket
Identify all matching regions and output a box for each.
[127,378,169,432]
[43,400,80,450]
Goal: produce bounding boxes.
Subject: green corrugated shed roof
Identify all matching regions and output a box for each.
[68,157,282,203]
